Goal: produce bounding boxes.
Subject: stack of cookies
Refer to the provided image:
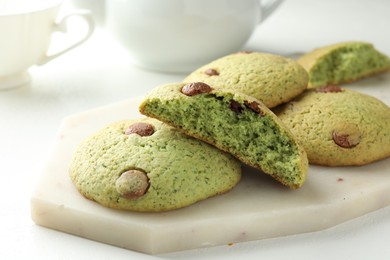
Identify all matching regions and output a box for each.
[275,41,390,166]
[139,52,311,191]
[69,41,390,212]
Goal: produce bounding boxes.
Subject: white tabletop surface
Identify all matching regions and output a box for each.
[1,0,390,259]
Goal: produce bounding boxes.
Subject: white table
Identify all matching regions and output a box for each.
[2,0,390,259]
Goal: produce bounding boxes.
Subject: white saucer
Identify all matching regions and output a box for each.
[0,71,31,90]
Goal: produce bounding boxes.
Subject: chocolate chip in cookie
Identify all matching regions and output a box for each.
[181,82,213,96]
[332,131,360,148]
[116,169,150,199]
[229,100,243,114]
[316,85,343,93]
[125,122,155,136]
[204,68,219,76]
[245,100,265,116]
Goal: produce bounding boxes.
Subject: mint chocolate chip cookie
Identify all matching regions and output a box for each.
[274,85,390,166]
[298,41,390,88]
[69,118,241,212]
[139,82,308,189]
[183,52,309,108]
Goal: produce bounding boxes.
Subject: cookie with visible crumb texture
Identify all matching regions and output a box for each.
[69,118,241,212]
[273,85,390,166]
[139,82,308,189]
[183,52,309,108]
[298,41,390,88]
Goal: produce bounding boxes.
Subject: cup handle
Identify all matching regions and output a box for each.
[38,10,95,65]
[259,0,284,22]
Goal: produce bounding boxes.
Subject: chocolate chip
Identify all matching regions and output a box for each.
[125,122,154,136]
[204,68,219,76]
[181,82,213,96]
[115,169,150,199]
[332,131,360,148]
[229,100,243,114]
[244,101,265,116]
[238,50,252,54]
[316,85,343,93]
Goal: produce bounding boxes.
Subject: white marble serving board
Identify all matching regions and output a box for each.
[31,78,390,254]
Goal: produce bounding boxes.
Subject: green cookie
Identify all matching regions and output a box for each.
[69,118,241,212]
[184,52,308,108]
[274,85,390,166]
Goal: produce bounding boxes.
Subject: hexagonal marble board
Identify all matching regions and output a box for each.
[31,96,390,254]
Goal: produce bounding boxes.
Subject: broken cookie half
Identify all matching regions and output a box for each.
[298,41,390,88]
[139,82,308,189]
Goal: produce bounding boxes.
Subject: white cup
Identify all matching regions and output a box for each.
[0,0,95,90]
[106,0,283,73]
